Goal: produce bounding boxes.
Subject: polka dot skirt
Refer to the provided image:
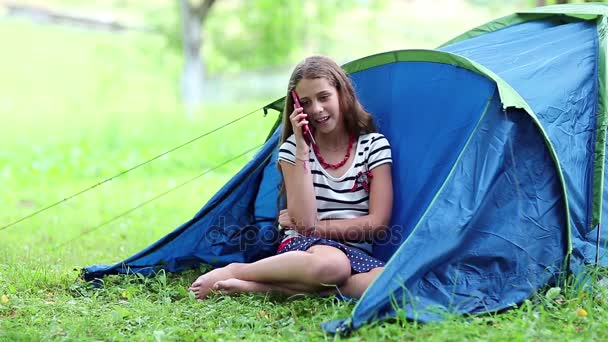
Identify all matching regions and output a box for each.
[277,236,384,274]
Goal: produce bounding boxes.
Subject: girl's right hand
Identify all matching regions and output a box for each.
[278,209,295,229]
[290,106,309,148]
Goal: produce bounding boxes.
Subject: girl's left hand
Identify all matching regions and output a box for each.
[278,209,295,229]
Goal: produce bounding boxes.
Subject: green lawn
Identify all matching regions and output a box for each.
[1,16,608,342]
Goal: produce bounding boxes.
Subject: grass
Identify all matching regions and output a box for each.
[2,7,608,341]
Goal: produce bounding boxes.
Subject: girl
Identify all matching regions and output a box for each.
[189,55,393,299]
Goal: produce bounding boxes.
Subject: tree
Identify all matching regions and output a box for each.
[202,0,383,74]
[174,0,385,114]
[179,0,216,116]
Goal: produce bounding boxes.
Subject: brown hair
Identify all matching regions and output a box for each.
[280,55,377,144]
[277,56,377,209]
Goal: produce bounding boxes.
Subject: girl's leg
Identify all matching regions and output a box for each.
[189,245,351,299]
[214,267,383,299]
[213,278,304,296]
[338,267,384,299]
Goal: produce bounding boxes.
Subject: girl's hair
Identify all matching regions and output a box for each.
[279,55,377,145]
[277,55,377,210]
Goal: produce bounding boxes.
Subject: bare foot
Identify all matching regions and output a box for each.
[188,265,238,299]
[214,278,274,295]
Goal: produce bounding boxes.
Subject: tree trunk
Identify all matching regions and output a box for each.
[179,0,215,117]
[536,0,546,6]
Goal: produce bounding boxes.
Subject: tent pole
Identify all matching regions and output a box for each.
[596,223,601,267]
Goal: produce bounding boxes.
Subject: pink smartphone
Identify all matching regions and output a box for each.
[291,90,316,145]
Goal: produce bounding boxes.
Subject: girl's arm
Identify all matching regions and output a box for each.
[278,105,318,231]
[316,163,393,241]
[280,156,318,230]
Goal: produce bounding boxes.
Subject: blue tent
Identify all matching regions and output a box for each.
[85,4,608,334]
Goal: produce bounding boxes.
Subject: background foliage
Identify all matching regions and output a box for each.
[2,0,608,340]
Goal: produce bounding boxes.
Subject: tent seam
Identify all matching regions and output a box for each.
[591,16,608,264]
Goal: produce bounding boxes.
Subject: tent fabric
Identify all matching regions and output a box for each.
[324,8,607,334]
[438,15,603,272]
[84,3,608,335]
[324,103,567,332]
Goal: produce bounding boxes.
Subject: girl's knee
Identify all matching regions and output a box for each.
[309,253,351,285]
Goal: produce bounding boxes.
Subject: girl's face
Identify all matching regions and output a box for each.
[295,78,342,136]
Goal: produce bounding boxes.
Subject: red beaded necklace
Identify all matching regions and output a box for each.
[313,135,356,170]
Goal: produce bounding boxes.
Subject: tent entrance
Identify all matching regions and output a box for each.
[349,61,499,260]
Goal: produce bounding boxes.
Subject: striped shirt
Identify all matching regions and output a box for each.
[277,132,392,254]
